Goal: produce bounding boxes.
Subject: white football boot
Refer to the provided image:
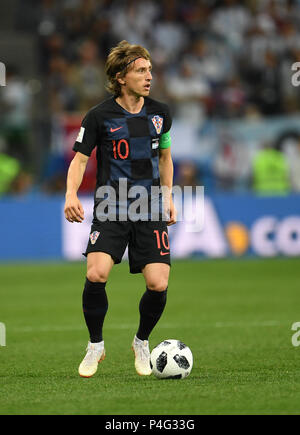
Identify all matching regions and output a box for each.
[78,341,105,378]
[132,335,152,376]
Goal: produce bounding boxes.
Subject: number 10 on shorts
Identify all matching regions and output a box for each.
[154,230,169,255]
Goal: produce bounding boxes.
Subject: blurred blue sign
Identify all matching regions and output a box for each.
[0,194,299,261]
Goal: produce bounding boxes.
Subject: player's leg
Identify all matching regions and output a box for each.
[129,221,171,375]
[84,252,114,343]
[132,263,170,376]
[137,263,169,339]
[79,252,114,378]
[78,221,129,377]
[80,221,129,355]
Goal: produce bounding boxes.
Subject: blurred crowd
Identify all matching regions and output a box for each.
[1,0,300,196]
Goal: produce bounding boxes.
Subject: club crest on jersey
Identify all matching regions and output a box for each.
[151,115,163,135]
[90,231,100,245]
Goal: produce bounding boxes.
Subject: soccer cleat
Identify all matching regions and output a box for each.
[78,341,105,378]
[132,335,152,376]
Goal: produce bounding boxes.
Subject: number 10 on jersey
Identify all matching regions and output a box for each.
[112,139,129,160]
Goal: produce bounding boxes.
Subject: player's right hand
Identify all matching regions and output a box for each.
[64,195,85,223]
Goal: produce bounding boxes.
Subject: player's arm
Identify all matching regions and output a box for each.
[64,152,89,223]
[159,142,177,226]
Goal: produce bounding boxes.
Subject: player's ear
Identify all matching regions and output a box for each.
[116,72,126,85]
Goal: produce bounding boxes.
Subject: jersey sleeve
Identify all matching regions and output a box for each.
[73,109,100,156]
[163,104,172,134]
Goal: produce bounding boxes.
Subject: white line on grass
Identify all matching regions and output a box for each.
[10,320,283,334]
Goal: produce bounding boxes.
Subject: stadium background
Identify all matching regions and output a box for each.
[1,0,300,260]
[1,0,300,416]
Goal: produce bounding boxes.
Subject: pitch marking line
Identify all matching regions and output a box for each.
[10,320,283,334]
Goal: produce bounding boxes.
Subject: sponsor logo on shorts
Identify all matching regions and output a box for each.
[90,231,100,245]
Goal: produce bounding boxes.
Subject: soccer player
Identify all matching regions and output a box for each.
[64,40,176,378]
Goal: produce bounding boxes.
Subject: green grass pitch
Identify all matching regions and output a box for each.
[0,258,300,415]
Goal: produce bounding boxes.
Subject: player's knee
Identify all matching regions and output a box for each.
[86,267,108,283]
[147,280,168,292]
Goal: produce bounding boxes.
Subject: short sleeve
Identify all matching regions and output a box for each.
[163,104,172,134]
[73,110,100,156]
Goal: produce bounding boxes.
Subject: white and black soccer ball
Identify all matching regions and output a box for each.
[150,339,193,379]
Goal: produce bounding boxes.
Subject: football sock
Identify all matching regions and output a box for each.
[82,278,108,343]
[136,287,168,341]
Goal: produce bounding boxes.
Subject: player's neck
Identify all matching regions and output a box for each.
[116,94,144,114]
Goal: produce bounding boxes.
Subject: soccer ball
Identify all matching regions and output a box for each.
[150,339,193,379]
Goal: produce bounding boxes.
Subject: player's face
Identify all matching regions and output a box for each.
[123,58,152,97]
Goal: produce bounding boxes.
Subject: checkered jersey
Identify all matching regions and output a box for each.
[73,97,172,220]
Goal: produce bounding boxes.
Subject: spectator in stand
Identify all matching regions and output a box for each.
[175,160,198,189]
[0,152,20,196]
[252,141,291,196]
[28,0,300,120]
[219,76,247,118]
[213,133,251,191]
[166,61,210,124]
[47,55,77,113]
[152,0,189,63]
[67,39,106,112]
[210,0,252,51]
[289,136,300,192]
[278,132,300,192]
[0,65,32,166]
[0,141,32,196]
[11,0,300,195]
